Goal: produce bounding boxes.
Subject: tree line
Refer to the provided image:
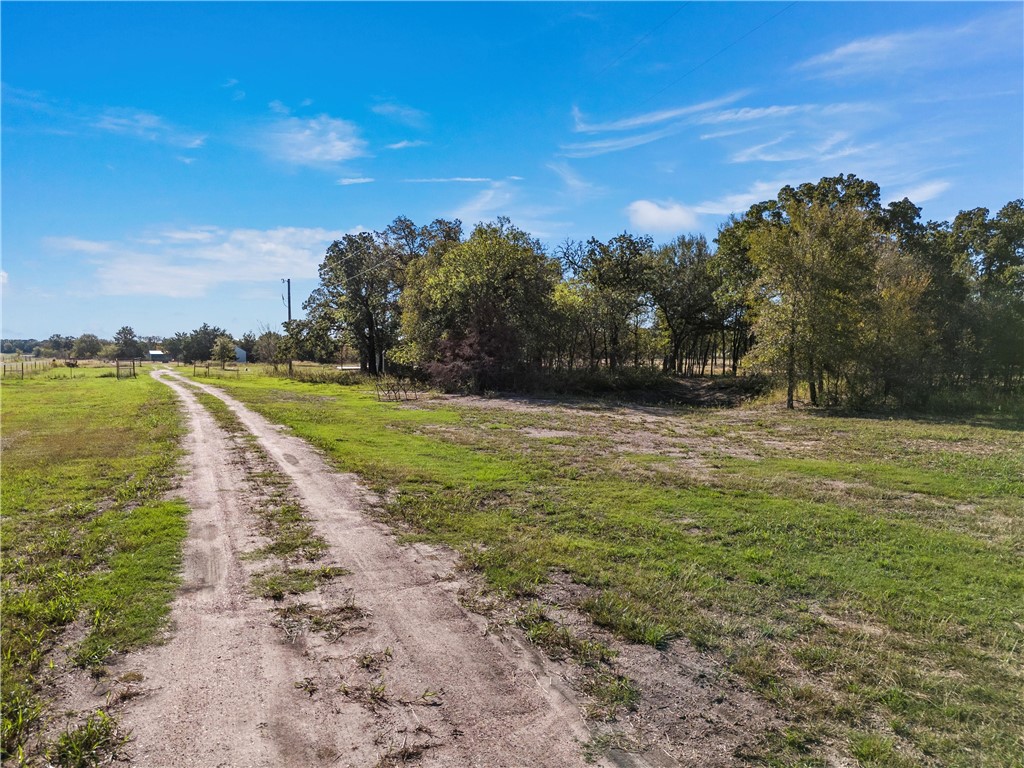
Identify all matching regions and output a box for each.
[3,324,289,368]
[8,174,1019,409]
[301,174,1022,408]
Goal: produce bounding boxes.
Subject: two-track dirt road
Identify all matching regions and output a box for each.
[106,370,634,767]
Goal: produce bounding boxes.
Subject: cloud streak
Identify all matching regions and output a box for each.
[264,114,367,167]
[92,108,206,148]
[371,100,427,128]
[625,200,700,232]
[386,139,428,150]
[403,177,493,183]
[572,92,746,133]
[48,226,345,298]
[796,10,1022,79]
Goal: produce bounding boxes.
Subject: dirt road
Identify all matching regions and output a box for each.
[110,370,624,767]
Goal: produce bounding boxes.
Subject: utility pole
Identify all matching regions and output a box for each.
[282,278,293,376]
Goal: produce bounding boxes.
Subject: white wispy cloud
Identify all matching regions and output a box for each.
[386,139,428,150]
[696,105,810,125]
[92,108,206,148]
[4,85,208,151]
[403,177,493,183]
[1,83,55,112]
[268,100,291,115]
[628,181,791,229]
[452,181,517,224]
[371,100,427,128]
[572,92,747,133]
[48,226,345,298]
[42,236,116,254]
[560,125,681,158]
[264,114,367,167]
[693,180,790,216]
[547,162,595,193]
[1,271,8,287]
[729,131,873,164]
[888,179,951,204]
[796,10,1021,79]
[626,200,700,233]
[337,177,374,185]
[221,78,245,100]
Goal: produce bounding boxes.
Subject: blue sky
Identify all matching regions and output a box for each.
[3,2,1021,340]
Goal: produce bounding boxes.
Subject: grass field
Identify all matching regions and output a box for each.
[199,373,1024,767]
[1,368,188,764]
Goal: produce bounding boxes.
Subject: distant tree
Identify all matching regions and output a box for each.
[180,323,228,363]
[212,335,236,368]
[163,332,187,361]
[237,331,257,361]
[71,334,102,359]
[253,323,285,367]
[285,317,341,364]
[113,326,142,359]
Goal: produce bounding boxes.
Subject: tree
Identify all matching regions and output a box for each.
[164,332,187,361]
[253,323,285,367]
[71,334,102,359]
[401,218,559,390]
[113,326,142,359]
[211,336,235,368]
[237,331,257,361]
[744,201,880,407]
[561,233,654,371]
[650,235,723,375]
[305,231,400,374]
[306,217,463,375]
[179,323,228,363]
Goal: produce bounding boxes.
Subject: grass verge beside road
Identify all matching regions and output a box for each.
[203,373,1023,767]
[1,368,188,764]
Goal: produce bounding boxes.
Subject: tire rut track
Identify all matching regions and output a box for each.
[111,370,623,767]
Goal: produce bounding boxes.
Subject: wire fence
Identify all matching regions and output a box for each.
[1,359,57,379]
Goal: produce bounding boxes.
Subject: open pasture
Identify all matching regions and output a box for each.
[1,369,188,762]
[202,373,1024,767]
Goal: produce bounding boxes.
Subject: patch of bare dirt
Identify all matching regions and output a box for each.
[534,575,780,767]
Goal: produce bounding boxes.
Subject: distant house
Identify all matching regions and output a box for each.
[148,349,169,362]
[234,346,247,364]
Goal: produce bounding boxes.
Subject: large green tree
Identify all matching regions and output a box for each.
[305,232,400,374]
[401,218,559,390]
[650,234,723,375]
[113,326,142,359]
[305,217,463,374]
[732,178,887,407]
[70,334,102,359]
[178,323,228,363]
[561,233,653,371]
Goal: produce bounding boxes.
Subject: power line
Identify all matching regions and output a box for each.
[594,3,689,79]
[636,2,797,109]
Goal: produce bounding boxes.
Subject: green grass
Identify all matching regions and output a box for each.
[191,373,1024,766]
[1,368,189,762]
